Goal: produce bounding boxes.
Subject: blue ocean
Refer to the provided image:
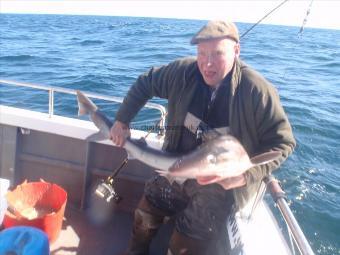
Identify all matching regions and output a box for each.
[0,14,339,254]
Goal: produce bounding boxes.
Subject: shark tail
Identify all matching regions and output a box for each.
[250,151,281,166]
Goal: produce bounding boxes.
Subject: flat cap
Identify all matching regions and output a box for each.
[190,20,239,45]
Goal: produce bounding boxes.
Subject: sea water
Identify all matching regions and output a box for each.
[0,14,339,254]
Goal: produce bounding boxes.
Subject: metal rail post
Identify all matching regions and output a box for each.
[265,175,315,255]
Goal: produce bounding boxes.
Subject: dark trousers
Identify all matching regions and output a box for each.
[144,175,234,243]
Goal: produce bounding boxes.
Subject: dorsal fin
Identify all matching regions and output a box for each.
[250,151,281,166]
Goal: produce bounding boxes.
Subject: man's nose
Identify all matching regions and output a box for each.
[207,54,213,66]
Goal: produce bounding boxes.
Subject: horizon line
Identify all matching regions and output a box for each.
[2,11,339,31]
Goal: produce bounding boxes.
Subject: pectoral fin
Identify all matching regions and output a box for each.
[250,151,281,166]
[126,151,135,160]
[155,170,186,185]
[201,129,220,142]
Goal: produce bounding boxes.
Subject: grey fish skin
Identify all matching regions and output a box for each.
[167,136,281,185]
[76,90,178,171]
[76,90,281,185]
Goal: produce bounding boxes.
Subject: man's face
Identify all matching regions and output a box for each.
[197,38,240,88]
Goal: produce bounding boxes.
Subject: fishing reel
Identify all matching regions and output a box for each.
[86,159,127,225]
[93,177,122,204]
[87,177,122,225]
[91,158,128,205]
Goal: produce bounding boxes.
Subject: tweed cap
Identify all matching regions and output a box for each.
[190,20,239,45]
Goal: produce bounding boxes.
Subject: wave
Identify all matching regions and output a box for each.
[80,40,105,46]
[158,32,194,39]
[310,61,340,71]
[0,55,35,61]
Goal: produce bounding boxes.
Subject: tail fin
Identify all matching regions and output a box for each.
[250,151,281,166]
[76,90,98,116]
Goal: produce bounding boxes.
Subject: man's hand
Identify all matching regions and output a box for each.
[110,120,130,147]
[217,173,247,190]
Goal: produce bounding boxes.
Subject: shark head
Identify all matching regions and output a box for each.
[168,135,281,185]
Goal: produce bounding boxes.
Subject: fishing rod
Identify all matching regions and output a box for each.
[240,2,315,253]
[91,117,165,204]
[298,0,314,36]
[240,0,315,39]
[86,117,165,224]
[240,0,290,39]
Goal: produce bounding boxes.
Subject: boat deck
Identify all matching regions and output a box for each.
[50,205,173,255]
[0,105,170,254]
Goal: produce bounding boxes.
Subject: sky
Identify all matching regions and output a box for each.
[1,0,339,30]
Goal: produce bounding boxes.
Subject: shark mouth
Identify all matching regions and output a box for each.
[196,175,221,185]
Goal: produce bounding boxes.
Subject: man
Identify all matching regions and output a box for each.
[111,20,296,255]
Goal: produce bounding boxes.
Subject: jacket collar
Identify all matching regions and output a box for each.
[230,57,243,96]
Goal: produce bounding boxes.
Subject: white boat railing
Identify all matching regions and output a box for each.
[265,175,315,255]
[0,79,167,134]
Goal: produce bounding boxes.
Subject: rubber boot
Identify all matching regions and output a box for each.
[125,196,166,255]
[168,229,211,255]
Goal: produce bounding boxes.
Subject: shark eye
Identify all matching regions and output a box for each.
[207,154,217,164]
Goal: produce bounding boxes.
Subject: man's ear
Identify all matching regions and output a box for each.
[234,43,240,57]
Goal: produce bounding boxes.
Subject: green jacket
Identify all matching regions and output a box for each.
[116,57,296,209]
